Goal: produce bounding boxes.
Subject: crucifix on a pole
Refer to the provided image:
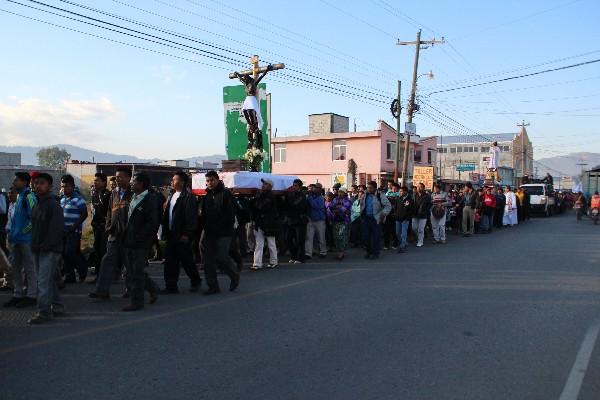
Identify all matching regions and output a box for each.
[229,55,284,151]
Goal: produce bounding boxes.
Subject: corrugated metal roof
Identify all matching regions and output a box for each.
[438,133,516,145]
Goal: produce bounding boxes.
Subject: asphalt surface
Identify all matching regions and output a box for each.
[1,212,599,400]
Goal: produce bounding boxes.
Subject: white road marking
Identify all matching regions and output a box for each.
[559,318,600,400]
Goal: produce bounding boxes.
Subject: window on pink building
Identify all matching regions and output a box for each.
[386,141,396,161]
[332,140,347,161]
[274,144,286,163]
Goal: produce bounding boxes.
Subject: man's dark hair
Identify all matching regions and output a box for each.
[392,182,400,189]
[115,166,132,177]
[14,172,31,185]
[133,172,151,189]
[94,172,107,182]
[61,174,75,186]
[400,186,408,191]
[465,182,473,189]
[351,185,358,189]
[367,181,378,188]
[174,170,189,185]
[205,170,219,179]
[36,173,53,185]
[293,178,303,186]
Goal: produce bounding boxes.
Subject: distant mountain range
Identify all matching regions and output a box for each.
[534,152,600,177]
[0,144,225,167]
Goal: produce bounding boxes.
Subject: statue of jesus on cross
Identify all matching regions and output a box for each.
[229,55,284,151]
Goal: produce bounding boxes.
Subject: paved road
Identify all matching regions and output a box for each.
[1,213,599,400]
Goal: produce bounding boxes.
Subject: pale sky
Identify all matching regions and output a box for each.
[1,0,599,160]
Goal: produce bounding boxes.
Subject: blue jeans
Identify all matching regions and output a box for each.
[395,220,409,250]
[480,213,494,233]
[34,252,62,317]
[361,216,381,256]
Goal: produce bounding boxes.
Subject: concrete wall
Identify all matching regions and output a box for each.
[0,152,21,166]
[0,167,63,192]
[308,113,349,135]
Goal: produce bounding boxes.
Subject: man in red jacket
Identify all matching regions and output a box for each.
[479,186,496,234]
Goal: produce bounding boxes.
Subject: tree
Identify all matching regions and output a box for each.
[36,146,71,169]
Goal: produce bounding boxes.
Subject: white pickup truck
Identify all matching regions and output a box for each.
[520,183,556,217]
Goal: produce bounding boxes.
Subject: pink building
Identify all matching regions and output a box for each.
[271,113,438,188]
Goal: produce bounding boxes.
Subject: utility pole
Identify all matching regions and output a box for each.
[393,80,401,182]
[517,120,530,177]
[398,30,445,185]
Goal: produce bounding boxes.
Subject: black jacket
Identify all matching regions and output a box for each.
[124,192,160,249]
[105,187,133,242]
[252,190,280,236]
[200,182,235,238]
[162,190,198,241]
[91,188,111,229]
[31,193,64,253]
[285,190,308,225]
[413,192,432,219]
[394,194,414,221]
[462,191,478,208]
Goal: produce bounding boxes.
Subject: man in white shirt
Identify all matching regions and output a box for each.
[488,141,501,182]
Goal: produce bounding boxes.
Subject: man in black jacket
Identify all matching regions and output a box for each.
[199,171,239,295]
[90,167,133,300]
[411,183,432,248]
[89,172,111,282]
[285,179,308,264]
[122,172,160,311]
[251,178,279,270]
[394,186,413,253]
[162,171,201,294]
[28,173,64,324]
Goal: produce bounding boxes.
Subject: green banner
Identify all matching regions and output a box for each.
[223,83,270,172]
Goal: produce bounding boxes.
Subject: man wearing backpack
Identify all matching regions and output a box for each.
[359,181,391,259]
[3,172,37,308]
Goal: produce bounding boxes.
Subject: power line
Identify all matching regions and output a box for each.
[54,0,391,100]
[1,2,388,107]
[428,58,600,95]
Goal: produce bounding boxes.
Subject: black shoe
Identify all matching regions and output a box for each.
[78,274,87,283]
[229,276,240,292]
[122,291,130,299]
[202,287,220,296]
[16,297,37,308]
[149,291,158,304]
[319,254,326,259]
[159,288,179,295]
[28,314,52,325]
[3,297,21,307]
[122,304,144,312]
[88,291,110,300]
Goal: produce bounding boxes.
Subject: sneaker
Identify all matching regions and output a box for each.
[3,297,21,307]
[16,297,37,308]
[432,240,439,245]
[266,264,278,269]
[416,243,424,248]
[289,259,296,264]
[250,265,262,271]
[293,260,303,264]
[28,314,52,325]
[383,247,389,251]
[440,240,447,244]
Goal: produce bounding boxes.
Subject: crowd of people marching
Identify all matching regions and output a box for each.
[0,168,536,324]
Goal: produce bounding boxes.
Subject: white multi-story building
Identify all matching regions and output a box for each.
[437,128,533,182]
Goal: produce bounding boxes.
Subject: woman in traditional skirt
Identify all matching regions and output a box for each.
[328,189,353,261]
